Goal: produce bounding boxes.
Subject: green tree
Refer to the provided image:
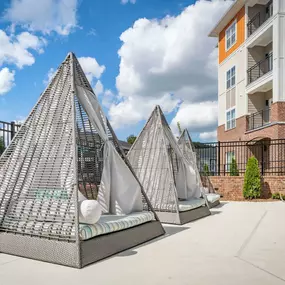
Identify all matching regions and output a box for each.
[0,136,5,154]
[127,134,137,145]
[193,142,205,148]
[229,158,239,176]
[243,156,261,199]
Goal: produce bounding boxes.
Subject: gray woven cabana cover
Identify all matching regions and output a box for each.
[0,53,160,266]
[127,106,203,213]
[178,129,214,194]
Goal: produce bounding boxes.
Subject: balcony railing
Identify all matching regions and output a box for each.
[247,52,273,84]
[247,1,273,37]
[247,108,271,131]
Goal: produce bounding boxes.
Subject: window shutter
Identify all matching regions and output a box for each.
[226,87,236,109]
[230,87,236,108]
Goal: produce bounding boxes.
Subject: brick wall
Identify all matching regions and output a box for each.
[271,102,285,122]
[217,116,247,141]
[218,102,285,141]
[208,176,285,200]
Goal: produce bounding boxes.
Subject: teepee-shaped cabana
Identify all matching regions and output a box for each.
[127,106,210,225]
[0,53,164,268]
[178,129,220,208]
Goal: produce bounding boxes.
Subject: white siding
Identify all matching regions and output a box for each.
[218,45,247,126]
[273,9,285,102]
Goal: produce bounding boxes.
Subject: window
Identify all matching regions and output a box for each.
[226,66,236,89]
[225,20,237,50]
[226,151,235,172]
[226,108,236,130]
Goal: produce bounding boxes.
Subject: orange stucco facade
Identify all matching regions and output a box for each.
[219,6,245,64]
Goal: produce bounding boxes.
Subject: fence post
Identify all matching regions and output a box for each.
[261,141,264,175]
[217,141,221,176]
[11,121,15,140]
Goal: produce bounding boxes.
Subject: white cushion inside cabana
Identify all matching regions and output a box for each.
[3,212,155,241]
[206,193,220,204]
[79,212,155,240]
[152,198,206,213]
[178,198,206,212]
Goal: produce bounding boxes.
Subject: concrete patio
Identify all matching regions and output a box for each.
[0,201,284,285]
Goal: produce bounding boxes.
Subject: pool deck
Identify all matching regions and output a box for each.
[1,201,285,285]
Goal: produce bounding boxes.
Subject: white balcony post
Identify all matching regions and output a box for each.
[273,0,285,102]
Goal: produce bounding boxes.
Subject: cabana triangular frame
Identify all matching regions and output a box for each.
[0,53,164,268]
[178,129,220,208]
[127,106,210,225]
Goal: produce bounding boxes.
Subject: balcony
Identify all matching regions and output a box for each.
[247,1,273,37]
[247,52,273,85]
[247,108,271,131]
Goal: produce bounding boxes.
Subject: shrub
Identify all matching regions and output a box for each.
[229,158,239,176]
[272,193,285,200]
[203,164,210,176]
[243,156,261,199]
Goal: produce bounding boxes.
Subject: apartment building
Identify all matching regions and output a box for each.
[209,0,285,142]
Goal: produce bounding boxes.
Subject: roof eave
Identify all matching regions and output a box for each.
[208,0,246,38]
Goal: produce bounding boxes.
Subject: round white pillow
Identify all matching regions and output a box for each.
[79,200,102,224]
[203,187,210,194]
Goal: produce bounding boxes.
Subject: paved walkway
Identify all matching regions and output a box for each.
[1,202,285,285]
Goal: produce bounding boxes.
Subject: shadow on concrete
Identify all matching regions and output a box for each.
[116,225,189,257]
[213,201,228,209]
[163,225,190,236]
[85,225,190,266]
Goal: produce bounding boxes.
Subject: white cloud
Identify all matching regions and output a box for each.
[121,0,136,4]
[3,0,79,36]
[16,32,46,53]
[78,57,106,86]
[199,130,217,141]
[102,90,116,108]
[43,67,56,85]
[0,29,46,68]
[170,101,218,133]
[108,0,232,135]
[109,94,180,129]
[0,68,15,95]
[15,115,26,124]
[94,80,104,95]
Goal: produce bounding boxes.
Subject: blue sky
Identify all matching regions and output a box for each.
[0,0,232,141]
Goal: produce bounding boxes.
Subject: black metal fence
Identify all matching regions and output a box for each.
[247,108,271,131]
[0,121,21,155]
[247,1,273,37]
[1,120,285,177]
[195,139,285,176]
[247,52,273,84]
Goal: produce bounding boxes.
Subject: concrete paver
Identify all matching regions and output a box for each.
[0,201,284,285]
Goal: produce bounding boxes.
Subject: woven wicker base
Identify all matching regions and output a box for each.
[179,206,211,224]
[0,233,80,268]
[0,221,164,268]
[80,220,164,267]
[156,206,211,225]
[156,211,181,224]
[208,199,220,209]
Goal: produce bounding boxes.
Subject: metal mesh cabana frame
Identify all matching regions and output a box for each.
[178,129,220,208]
[0,53,164,268]
[127,106,210,225]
